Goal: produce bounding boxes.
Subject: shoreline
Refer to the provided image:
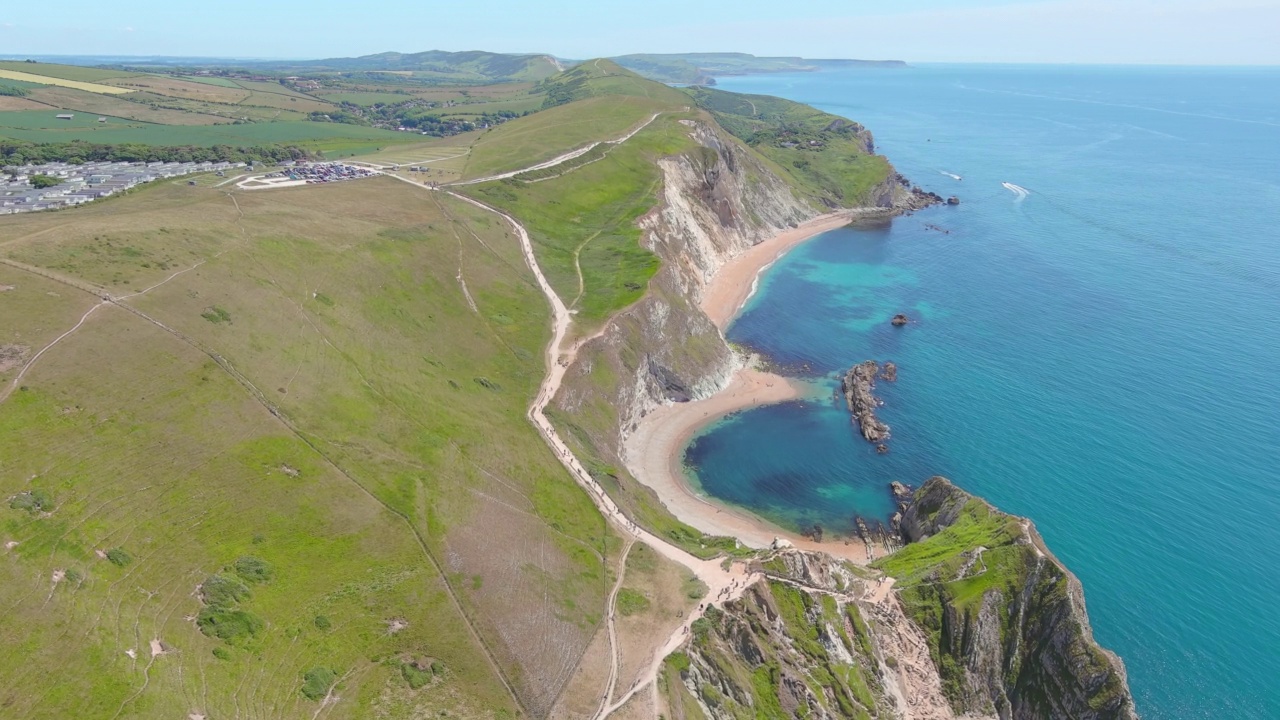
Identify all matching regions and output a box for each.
[624,210,883,564]
[701,210,864,328]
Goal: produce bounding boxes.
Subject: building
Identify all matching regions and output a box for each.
[55,114,74,120]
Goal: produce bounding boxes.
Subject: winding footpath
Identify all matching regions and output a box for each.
[444,181,759,718]
[450,111,664,186]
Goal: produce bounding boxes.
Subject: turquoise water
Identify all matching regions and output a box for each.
[688,66,1280,718]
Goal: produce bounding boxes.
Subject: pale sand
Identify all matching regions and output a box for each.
[701,211,860,328]
[624,211,880,564]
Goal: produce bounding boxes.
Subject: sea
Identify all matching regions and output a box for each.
[684,65,1280,718]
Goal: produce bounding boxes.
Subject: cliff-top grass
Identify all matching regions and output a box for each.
[0,177,612,717]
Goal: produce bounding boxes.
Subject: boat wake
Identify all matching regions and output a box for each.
[940,171,962,181]
[1002,182,1030,201]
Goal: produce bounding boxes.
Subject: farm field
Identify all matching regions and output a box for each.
[0,60,140,83]
[0,68,133,94]
[0,113,419,155]
[23,85,231,125]
[0,177,614,717]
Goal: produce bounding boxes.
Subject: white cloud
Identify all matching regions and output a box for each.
[123,25,134,32]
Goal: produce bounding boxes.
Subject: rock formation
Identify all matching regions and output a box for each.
[946,196,961,205]
[842,361,890,444]
[891,313,910,326]
[881,361,897,382]
[891,477,1139,720]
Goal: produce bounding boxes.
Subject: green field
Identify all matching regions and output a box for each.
[0,61,140,83]
[319,91,416,106]
[0,111,419,155]
[0,178,617,717]
[177,74,246,88]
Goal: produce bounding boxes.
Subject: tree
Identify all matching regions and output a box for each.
[29,174,61,189]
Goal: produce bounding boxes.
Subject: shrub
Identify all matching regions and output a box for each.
[200,574,250,607]
[301,667,336,701]
[233,556,274,584]
[401,661,432,689]
[197,606,263,642]
[201,306,232,324]
[9,489,54,513]
[105,548,132,567]
[313,615,332,631]
[212,646,231,661]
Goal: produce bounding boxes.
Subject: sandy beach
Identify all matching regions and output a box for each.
[701,211,861,328]
[624,210,882,564]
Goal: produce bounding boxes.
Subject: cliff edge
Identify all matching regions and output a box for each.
[879,477,1138,720]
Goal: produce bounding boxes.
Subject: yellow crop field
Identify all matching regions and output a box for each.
[0,69,133,95]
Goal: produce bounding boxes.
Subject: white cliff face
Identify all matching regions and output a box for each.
[554,120,816,451]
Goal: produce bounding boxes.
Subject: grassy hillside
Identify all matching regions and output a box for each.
[0,178,615,717]
[0,56,915,718]
[461,63,693,322]
[0,60,554,161]
[249,50,562,84]
[685,86,892,207]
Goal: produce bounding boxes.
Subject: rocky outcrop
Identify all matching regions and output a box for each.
[890,477,1139,720]
[891,313,910,326]
[842,361,890,444]
[871,173,945,212]
[881,362,898,382]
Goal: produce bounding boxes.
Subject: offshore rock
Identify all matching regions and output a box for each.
[841,361,890,444]
[947,196,961,205]
[881,361,898,382]
[891,313,910,326]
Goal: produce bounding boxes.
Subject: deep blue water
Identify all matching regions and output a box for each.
[687,66,1280,718]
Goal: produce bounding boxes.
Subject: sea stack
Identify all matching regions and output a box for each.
[841,361,890,445]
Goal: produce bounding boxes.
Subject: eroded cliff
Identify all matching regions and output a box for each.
[879,478,1138,720]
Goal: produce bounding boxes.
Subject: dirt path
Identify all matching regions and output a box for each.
[449,111,664,186]
[444,189,761,718]
[596,539,635,718]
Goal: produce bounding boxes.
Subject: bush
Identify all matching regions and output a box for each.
[105,548,132,567]
[9,489,54,513]
[200,574,250,607]
[201,306,232,324]
[233,556,274,584]
[197,606,263,642]
[212,646,231,661]
[30,174,61,189]
[301,667,337,701]
[401,661,432,689]
[313,615,332,631]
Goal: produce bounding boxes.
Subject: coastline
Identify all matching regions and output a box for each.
[701,211,864,328]
[623,209,881,564]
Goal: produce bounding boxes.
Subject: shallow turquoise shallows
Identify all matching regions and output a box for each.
[686,66,1280,719]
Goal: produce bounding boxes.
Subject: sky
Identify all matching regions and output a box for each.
[2,0,1278,65]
